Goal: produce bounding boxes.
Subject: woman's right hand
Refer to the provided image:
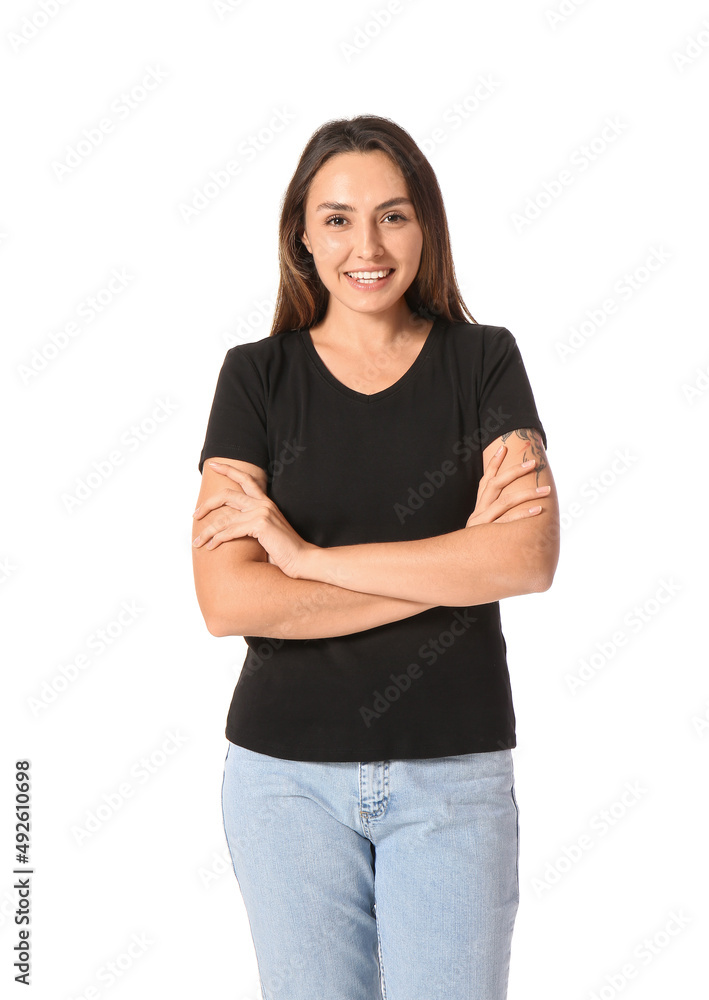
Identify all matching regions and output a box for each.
[465,444,551,528]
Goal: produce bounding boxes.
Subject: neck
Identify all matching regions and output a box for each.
[310,300,430,351]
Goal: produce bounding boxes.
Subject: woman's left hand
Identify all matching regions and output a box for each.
[192,462,319,579]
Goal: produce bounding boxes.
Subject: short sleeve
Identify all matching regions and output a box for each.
[478,327,547,450]
[198,347,269,475]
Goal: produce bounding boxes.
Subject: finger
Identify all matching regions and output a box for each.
[492,458,540,492]
[499,486,551,510]
[480,446,529,496]
[207,463,268,499]
[193,488,248,518]
[477,448,510,492]
[500,504,543,522]
[482,443,507,477]
[193,503,247,544]
[477,489,547,522]
[476,459,521,503]
[475,470,548,515]
[193,518,226,547]
[207,508,275,549]
[195,517,248,549]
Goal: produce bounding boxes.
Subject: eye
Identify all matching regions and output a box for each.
[325,212,408,227]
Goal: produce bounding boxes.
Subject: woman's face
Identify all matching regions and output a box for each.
[300,150,424,320]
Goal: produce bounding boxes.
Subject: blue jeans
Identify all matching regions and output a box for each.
[221,740,520,1000]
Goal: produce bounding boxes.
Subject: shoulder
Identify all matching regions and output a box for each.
[229,328,301,362]
[221,328,302,380]
[439,319,515,355]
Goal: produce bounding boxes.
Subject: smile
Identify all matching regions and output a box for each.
[343,268,396,288]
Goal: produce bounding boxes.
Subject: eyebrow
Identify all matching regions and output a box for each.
[314,197,413,213]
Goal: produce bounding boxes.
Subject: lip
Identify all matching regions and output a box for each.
[342,267,396,291]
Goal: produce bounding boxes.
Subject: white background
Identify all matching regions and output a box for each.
[2,0,708,998]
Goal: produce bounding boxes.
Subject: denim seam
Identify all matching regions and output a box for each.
[373,896,389,1000]
[510,779,521,903]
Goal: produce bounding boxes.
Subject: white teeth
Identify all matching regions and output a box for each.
[346,269,392,280]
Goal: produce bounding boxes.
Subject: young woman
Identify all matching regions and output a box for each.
[192,115,559,1000]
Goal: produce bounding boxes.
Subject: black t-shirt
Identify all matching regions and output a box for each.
[198,317,547,761]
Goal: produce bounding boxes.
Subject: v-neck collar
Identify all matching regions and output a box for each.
[299,316,441,402]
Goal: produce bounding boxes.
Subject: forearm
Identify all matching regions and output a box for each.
[296,517,555,606]
[210,561,437,639]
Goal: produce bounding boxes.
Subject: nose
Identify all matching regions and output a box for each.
[355,221,384,263]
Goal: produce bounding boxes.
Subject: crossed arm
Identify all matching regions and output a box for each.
[192,428,559,640]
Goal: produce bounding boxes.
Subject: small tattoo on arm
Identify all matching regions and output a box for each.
[502,428,547,485]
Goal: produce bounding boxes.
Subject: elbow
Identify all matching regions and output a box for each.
[533,518,560,592]
[195,576,257,637]
[200,602,243,638]
[205,615,231,638]
[195,559,269,638]
[198,577,273,636]
[205,609,250,638]
[532,553,559,593]
[204,599,269,637]
[207,612,284,640]
[533,569,555,593]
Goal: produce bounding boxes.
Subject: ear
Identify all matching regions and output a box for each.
[300,229,312,254]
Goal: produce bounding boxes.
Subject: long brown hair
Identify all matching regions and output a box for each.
[269,115,477,336]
